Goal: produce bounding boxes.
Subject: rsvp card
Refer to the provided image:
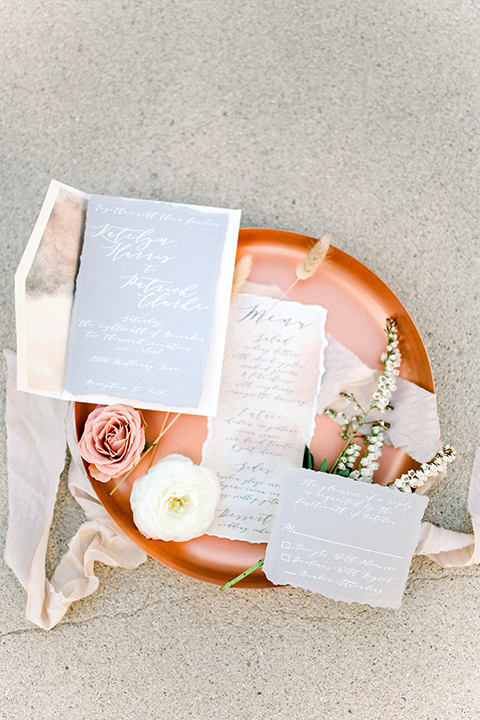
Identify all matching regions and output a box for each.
[63,195,240,414]
[264,469,428,609]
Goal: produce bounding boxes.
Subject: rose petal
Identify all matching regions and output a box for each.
[77,404,145,479]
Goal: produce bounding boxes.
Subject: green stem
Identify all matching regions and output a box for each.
[330,401,375,474]
[109,442,155,496]
[219,557,265,590]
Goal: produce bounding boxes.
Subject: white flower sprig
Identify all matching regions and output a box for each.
[329,318,400,477]
[372,318,401,412]
[350,420,389,483]
[389,444,456,493]
[334,441,361,474]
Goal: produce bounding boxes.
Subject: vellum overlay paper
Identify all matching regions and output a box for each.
[203,294,328,543]
[15,180,91,396]
[264,470,429,609]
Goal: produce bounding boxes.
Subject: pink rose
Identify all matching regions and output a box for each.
[77,404,146,482]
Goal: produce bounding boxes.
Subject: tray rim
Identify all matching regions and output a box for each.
[74,227,435,588]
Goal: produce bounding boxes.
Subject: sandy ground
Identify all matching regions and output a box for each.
[1,2,479,718]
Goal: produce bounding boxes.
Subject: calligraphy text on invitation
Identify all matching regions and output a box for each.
[64,195,240,413]
[203,294,328,542]
[264,470,428,608]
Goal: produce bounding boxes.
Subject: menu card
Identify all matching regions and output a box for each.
[203,294,328,542]
[263,469,428,608]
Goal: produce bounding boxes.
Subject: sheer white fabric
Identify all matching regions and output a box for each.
[4,343,478,629]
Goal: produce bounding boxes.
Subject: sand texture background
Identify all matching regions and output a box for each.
[1,2,479,718]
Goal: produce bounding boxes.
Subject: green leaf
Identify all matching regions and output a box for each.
[336,469,351,477]
[318,458,328,473]
[303,445,315,470]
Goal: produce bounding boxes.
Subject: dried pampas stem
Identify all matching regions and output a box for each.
[146,411,170,473]
[231,254,253,302]
[222,235,331,363]
[109,444,155,495]
[296,235,331,280]
[109,411,175,495]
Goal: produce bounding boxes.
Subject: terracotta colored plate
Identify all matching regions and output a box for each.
[75,228,434,588]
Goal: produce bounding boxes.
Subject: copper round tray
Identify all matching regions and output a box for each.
[75,228,434,588]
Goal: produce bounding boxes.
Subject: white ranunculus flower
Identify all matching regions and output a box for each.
[130,454,221,542]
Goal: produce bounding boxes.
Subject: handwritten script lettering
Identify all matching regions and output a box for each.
[203,294,327,543]
[65,195,234,410]
[264,470,428,609]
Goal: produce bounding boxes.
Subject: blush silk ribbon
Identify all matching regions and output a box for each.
[3,343,479,630]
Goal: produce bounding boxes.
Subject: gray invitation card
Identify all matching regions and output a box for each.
[64,195,240,413]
